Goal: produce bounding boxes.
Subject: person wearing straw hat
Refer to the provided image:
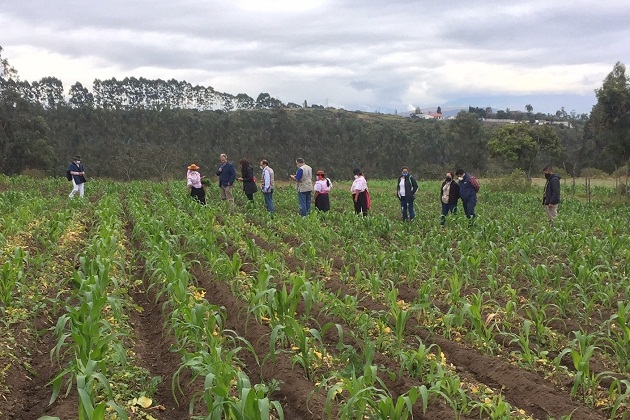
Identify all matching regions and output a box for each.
[313,170,332,212]
[187,163,206,205]
[67,155,87,199]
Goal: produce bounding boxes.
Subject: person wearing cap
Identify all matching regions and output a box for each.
[187,163,206,205]
[259,159,275,213]
[396,166,418,222]
[350,168,369,216]
[216,153,237,211]
[313,170,332,212]
[67,155,87,199]
[290,158,313,216]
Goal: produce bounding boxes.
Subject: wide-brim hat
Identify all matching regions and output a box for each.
[73,155,81,161]
[188,163,200,170]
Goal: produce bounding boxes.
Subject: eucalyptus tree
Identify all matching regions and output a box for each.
[69,82,94,108]
[589,61,630,170]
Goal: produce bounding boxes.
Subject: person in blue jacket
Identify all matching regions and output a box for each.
[455,168,480,226]
[216,153,236,211]
[396,166,418,222]
[67,155,87,198]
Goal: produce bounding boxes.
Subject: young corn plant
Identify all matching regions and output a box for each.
[501,319,548,369]
[0,247,27,307]
[556,331,601,401]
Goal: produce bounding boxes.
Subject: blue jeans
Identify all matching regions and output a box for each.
[298,191,311,216]
[441,202,457,225]
[263,191,274,213]
[400,196,415,221]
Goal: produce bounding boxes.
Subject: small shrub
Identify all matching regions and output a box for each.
[486,169,532,192]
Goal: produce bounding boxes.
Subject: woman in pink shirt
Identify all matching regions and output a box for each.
[313,170,332,211]
[187,163,206,205]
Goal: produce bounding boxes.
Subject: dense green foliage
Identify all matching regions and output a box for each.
[1,48,629,183]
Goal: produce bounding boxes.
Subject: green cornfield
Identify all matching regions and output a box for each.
[0,174,628,420]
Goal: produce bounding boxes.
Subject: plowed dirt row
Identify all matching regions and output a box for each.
[243,221,608,420]
[213,233,467,419]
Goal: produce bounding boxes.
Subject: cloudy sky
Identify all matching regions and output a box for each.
[1,0,629,114]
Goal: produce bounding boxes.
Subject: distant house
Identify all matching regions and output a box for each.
[482,118,518,124]
[535,120,571,128]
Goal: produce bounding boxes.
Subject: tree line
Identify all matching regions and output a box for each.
[1,47,629,184]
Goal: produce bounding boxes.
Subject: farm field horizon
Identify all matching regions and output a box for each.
[0,175,628,419]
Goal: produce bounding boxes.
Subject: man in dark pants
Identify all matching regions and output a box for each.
[396,166,418,222]
[455,168,479,226]
[542,165,561,227]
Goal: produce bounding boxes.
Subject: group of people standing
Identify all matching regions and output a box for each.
[64,154,559,227]
[396,167,478,226]
[184,156,561,227]
[187,154,272,212]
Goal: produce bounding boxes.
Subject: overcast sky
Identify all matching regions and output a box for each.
[2,0,629,114]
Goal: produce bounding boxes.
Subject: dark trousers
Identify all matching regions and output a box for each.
[190,187,206,205]
[315,194,330,212]
[462,199,477,225]
[441,202,457,225]
[353,191,368,216]
[400,196,415,221]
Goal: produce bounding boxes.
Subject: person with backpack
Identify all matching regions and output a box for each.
[455,168,479,226]
[67,155,87,199]
[440,171,460,226]
[313,170,332,211]
[396,166,418,222]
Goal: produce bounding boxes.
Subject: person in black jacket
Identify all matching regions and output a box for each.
[542,165,561,227]
[440,171,460,225]
[455,168,480,226]
[396,166,418,222]
[238,159,257,204]
[67,155,87,199]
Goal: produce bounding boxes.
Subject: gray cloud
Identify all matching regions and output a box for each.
[2,0,628,113]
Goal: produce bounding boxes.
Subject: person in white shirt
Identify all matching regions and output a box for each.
[259,159,275,213]
[350,168,369,216]
[313,170,332,211]
[396,166,418,222]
